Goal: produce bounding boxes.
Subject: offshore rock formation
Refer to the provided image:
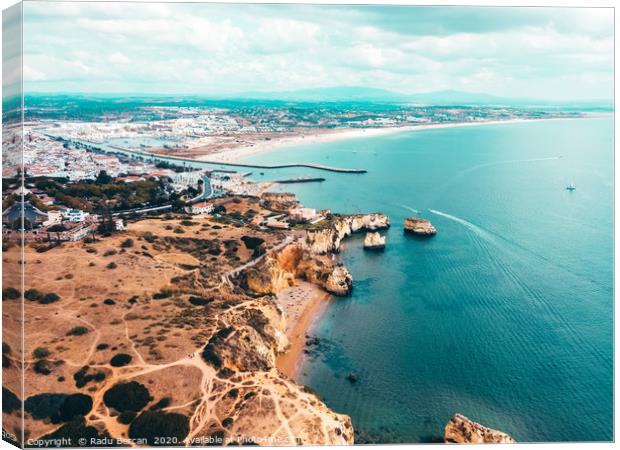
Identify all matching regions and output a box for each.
[404,217,437,236]
[363,232,386,250]
[305,213,390,254]
[444,414,515,444]
[324,265,353,296]
[242,213,389,297]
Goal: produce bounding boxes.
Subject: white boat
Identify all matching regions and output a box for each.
[566,182,576,191]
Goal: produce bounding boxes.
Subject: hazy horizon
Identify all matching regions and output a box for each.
[7,3,615,102]
[8,88,612,108]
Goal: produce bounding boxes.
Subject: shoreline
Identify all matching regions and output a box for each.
[199,117,587,164]
[275,280,332,379]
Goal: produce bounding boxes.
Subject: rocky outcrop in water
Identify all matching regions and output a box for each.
[305,213,390,254]
[404,217,437,236]
[324,265,353,296]
[363,232,386,250]
[444,414,515,444]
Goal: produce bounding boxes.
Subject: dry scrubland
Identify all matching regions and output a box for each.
[2,195,356,447]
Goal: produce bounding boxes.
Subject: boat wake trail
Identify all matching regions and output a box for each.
[400,205,419,214]
[456,156,561,178]
[428,208,612,369]
[428,209,486,236]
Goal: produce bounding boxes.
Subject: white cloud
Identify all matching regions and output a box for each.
[23,65,46,81]
[108,52,130,65]
[21,3,614,100]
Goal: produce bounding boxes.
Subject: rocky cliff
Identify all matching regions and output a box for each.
[305,213,390,254]
[404,217,437,236]
[11,214,354,448]
[363,232,386,250]
[444,414,515,444]
[240,243,353,297]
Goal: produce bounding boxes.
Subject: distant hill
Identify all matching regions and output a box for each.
[406,89,508,105]
[231,86,612,108]
[23,89,612,109]
[233,86,403,102]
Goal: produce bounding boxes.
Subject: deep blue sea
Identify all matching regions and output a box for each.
[243,118,613,443]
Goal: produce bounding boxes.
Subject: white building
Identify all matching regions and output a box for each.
[289,207,317,223]
[64,209,89,222]
[185,202,214,215]
[43,210,63,227]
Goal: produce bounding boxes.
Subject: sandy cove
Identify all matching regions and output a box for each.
[199,118,553,164]
[275,280,332,379]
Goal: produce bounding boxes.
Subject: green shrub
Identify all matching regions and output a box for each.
[106,262,117,269]
[40,293,60,304]
[222,417,234,428]
[143,233,156,243]
[33,347,50,359]
[149,397,171,411]
[118,410,137,424]
[34,359,53,375]
[120,239,134,248]
[110,354,132,367]
[2,287,20,300]
[66,326,89,337]
[128,410,190,446]
[188,296,212,306]
[24,289,43,301]
[73,365,106,388]
[103,381,151,413]
[153,290,172,300]
[2,387,20,413]
[40,417,106,443]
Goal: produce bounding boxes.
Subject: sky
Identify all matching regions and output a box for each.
[17,2,614,101]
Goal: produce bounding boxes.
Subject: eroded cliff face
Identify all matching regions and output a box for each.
[198,294,354,445]
[444,414,515,444]
[305,213,390,254]
[240,243,352,297]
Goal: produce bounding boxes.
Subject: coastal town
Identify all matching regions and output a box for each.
[2,94,460,446]
[2,96,585,247]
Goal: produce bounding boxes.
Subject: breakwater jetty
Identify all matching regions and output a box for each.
[47,133,367,174]
[273,177,326,184]
[169,157,367,173]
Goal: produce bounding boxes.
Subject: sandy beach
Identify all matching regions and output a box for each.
[275,280,332,379]
[201,118,550,164]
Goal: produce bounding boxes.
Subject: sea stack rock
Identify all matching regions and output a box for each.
[363,232,386,250]
[325,265,353,296]
[404,217,437,236]
[444,414,515,444]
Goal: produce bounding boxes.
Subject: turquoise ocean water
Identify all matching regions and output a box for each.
[243,118,613,443]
